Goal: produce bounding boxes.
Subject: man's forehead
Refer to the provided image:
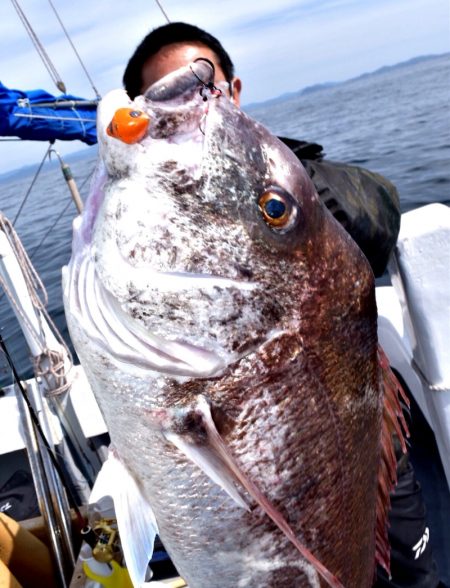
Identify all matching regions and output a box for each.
[140,42,224,94]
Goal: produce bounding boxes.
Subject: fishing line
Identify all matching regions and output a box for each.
[10,0,66,93]
[0,333,85,528]
[29,199,72,262]
[29,162,95,261]
[154,0,171,23]
[12,142,53,227]
[46,0,101,99]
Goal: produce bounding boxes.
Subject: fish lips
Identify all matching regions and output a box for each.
[98,61,218,165]
[144,58,215,104]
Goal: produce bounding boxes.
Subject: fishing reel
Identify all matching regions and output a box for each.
[81,517,121,563]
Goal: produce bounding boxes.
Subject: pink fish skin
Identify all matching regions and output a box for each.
[64,60,402,587]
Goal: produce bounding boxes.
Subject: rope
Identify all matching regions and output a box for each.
[1,214,48,308]
[10,0,66,93]
[46,0,101,99]
[0,333,85,529]
[0,214,73,396]
[12,143,53,227]
[33,348,72,397]
[13,113,97,123]
[411,358,449,392]
[1,156,88,396]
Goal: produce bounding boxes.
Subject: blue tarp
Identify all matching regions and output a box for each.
[0,82,98,145]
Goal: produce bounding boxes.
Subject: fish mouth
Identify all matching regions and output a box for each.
[66,253,258,379]
[144,59,215,104]
[125,270,256,294]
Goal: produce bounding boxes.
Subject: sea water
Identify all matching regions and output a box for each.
[0,53,449,384]
[0,53,449,582]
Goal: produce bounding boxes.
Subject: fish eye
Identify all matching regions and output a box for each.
[258,188,297,230]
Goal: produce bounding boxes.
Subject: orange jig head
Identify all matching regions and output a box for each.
[106,108,150,144]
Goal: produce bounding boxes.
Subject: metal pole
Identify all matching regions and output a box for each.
[1,222,98,493]
[49,148,83,213]
[15,382,69,587]
[61,162,84,213]
[28,379,76,568]
[48,393,102,491]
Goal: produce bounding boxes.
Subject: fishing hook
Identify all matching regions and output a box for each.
[190,57,223,101]
[190,57,224,136]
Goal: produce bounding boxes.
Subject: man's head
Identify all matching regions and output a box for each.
[123,22,242,106]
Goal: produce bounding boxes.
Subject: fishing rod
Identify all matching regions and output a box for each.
[0,333,85,531]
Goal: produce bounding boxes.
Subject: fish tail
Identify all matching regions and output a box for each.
[375,345,410,574]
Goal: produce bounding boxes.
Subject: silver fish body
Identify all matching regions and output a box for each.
[64,61,382,587]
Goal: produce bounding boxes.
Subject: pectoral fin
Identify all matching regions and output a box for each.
[165,428,250,511]
[146,395,344,588]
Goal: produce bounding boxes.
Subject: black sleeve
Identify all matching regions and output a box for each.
[278,137,401,277]
[374,458,440,588]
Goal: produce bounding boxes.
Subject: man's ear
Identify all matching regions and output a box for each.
[231,77,242,107]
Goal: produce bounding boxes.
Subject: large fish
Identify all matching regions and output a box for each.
[63,60,406,587]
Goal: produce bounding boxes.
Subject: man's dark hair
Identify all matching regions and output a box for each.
[123,22,235,99]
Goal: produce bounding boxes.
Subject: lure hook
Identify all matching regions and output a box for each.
[190,58,223,101]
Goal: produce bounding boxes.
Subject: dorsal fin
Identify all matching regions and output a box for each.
[376,345,410,574]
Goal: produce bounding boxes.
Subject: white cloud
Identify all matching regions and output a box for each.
[0,0,448,172]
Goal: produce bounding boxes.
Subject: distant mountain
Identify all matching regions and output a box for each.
[1,52,448,180]
[246,81,338,109]
[0,156,60,183]
[299,81,338,95]
[0,145,96,183]
[245,52,449,110]
[350,53,449,83]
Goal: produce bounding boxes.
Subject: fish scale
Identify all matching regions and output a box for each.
[64,59,404,587]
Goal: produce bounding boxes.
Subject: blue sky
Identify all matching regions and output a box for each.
[0,0,449,173]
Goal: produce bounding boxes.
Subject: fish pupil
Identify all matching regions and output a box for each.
[265,198,286,219]
[129,110,142,118]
